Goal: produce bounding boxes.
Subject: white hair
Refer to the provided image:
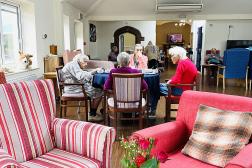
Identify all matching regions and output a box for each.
[134,44,143,50]
[73,54,89,62]
[169,46,187,59]
[117,52,130,67]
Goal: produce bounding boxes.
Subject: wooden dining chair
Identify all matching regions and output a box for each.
[56,67,90,120]
[106,73,148,138]
[165,71,201,122]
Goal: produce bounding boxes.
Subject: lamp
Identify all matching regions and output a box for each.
[174,19,192,27]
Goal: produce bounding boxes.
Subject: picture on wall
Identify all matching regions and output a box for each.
[89,23,96,42]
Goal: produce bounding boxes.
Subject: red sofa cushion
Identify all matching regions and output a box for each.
[160,151,218,168]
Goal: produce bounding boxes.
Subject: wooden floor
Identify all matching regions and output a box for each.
[56,64,252,168]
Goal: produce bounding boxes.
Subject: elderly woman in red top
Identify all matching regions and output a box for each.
[160,46,198,96]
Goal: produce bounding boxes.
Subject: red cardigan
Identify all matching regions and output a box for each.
[170,58,198,91]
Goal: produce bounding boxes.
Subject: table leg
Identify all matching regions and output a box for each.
[201,66,205,84]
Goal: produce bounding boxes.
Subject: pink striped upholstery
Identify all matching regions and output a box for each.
[0,80,116,168]
[0,80,55,162]
[21,148,101,168]
[0,149,21,167]
[53,118,116,168]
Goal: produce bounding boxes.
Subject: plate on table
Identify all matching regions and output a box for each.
[141,69,158,74]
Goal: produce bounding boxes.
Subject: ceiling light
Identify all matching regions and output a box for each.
[156,3,203,12]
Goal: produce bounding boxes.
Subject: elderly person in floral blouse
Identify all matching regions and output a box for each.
[62,54,103,121]
[129,44,148,69]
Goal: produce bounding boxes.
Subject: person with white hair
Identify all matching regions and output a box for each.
[62,53,103,121]
[128,44,148,69]
[160,46,198,95]
[104,52,148,90]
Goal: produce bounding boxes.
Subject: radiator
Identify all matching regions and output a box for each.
[7,74,38,83]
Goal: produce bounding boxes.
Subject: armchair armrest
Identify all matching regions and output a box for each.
[0,149,21,167]
[132,121,187,155]
[225,143,252,168]
[53,118,116,168]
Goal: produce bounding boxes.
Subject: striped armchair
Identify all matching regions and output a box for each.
[0,80,116,168]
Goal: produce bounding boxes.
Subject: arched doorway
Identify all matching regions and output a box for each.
[112,26,144,53]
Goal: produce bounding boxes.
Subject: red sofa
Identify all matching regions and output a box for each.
[133,91,252,168]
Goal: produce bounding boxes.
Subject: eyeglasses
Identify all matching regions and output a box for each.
[136,49,142,51]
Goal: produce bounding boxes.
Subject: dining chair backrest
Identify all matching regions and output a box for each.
[112,73,143,108]
[56,66,64,96]
[223,48,250,79]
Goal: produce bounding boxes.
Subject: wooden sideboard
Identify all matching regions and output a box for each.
[43,56,63,99]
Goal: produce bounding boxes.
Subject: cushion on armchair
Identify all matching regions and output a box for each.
[182,105,252,167]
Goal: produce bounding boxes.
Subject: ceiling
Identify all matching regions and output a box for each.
[62,0,252,18]
[63,0,97,12]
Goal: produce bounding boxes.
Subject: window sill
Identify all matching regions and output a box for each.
[5,67,40,76]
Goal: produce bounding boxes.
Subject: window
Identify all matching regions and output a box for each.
[0,2,21,66]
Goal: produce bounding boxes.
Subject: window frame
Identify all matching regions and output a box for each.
[0,0,22,66]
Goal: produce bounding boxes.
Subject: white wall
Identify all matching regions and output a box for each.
[74,21,84,51]
[62,2,84,51]
[6,0,84,81]
[6,0,59,81]
[204,20,252,57]
[20,1,37,67]
[88,21,156,60]
[191,20,206,65]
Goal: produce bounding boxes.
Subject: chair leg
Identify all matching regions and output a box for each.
[62,101,67,117]
[60,104,63,118]
[139,111,143,129]
[246,78,248,91]
[223,77,225,90]
[113,112,118,139]
[76,101,81,120]
[217,76,219,88]
[145,109,149,127]
[165,98,171,122]
[85,101,89,122]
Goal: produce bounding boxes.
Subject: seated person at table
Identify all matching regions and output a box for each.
[62,54,103,121]
[205,48,222,77]
[205,48,222,65]
[104,52,148,91]
[129,44,148,69]
[160,46,198,97]
[108,45,118,62]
